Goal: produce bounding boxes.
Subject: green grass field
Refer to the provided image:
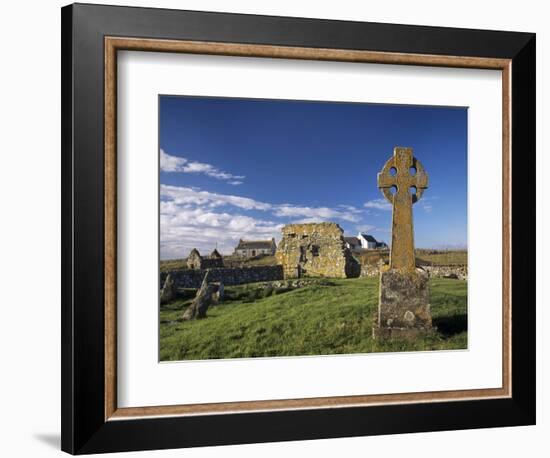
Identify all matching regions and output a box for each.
[160,277,467,361]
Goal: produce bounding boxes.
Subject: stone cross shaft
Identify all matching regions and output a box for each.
[377,147,428,271]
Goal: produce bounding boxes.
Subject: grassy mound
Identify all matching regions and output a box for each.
[160,277,467,361]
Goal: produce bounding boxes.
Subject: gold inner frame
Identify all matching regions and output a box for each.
[104,37,512,421]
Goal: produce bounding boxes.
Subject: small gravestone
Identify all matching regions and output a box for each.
[213,282,224,303]
[373,147,433,339]
[182,271,223,320]
[160,273,177,304]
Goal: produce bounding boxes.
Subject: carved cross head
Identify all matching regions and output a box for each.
[377,147,428,204]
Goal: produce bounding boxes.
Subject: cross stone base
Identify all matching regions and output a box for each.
[373,268,432,339]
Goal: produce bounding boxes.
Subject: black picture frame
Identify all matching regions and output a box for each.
[61,3,535,454]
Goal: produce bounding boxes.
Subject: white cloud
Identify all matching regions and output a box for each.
[160,185,371,258]
[338,204,361,212]
[160,205,282,259]
[161,185,363,222]
[291,217,331,224]
[355,224,375,233]
[160,149,187,172]
[160,149,245,184]
[161,185,272,211]
[421,204,433,213]
[364,198,392,211]
[417,196,435,213]
[355,224,390,235]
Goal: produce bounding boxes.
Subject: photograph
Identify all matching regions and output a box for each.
[158,95,468,361]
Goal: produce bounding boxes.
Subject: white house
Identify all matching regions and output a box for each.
[345,233,388,252]
[234,238,277,257]
[358,233,379,249]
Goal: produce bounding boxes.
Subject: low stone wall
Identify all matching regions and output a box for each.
[361,264,467,280]
[424,265,468,280]
[161,265,284,290]
[360,264,381,278]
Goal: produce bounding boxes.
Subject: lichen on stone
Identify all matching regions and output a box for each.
[275,222,360,279]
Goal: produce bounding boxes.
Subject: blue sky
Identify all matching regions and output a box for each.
[159,96,467,259]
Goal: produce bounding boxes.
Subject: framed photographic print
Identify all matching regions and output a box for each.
[61,3,536,454]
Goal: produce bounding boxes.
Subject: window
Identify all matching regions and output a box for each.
[299,246,307,262]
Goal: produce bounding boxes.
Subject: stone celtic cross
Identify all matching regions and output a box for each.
[377,147,428,271]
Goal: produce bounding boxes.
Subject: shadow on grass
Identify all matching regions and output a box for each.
[433,314,467,337]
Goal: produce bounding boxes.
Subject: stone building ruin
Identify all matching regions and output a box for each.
[186,248,224,270]
[275,222,360,279]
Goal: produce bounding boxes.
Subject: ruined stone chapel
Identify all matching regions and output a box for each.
[275,222,360,279]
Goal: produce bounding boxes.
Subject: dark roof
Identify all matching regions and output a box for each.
[344,237,360,245]
[210,249,222,258]
[236,239,274,250]
[188,248,202,258]
[360,234,378,243]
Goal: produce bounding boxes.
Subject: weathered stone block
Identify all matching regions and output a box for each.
[160,274,177,304]
[182,272,221,320]
[373,267,432,339]
[275,222,360,279]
